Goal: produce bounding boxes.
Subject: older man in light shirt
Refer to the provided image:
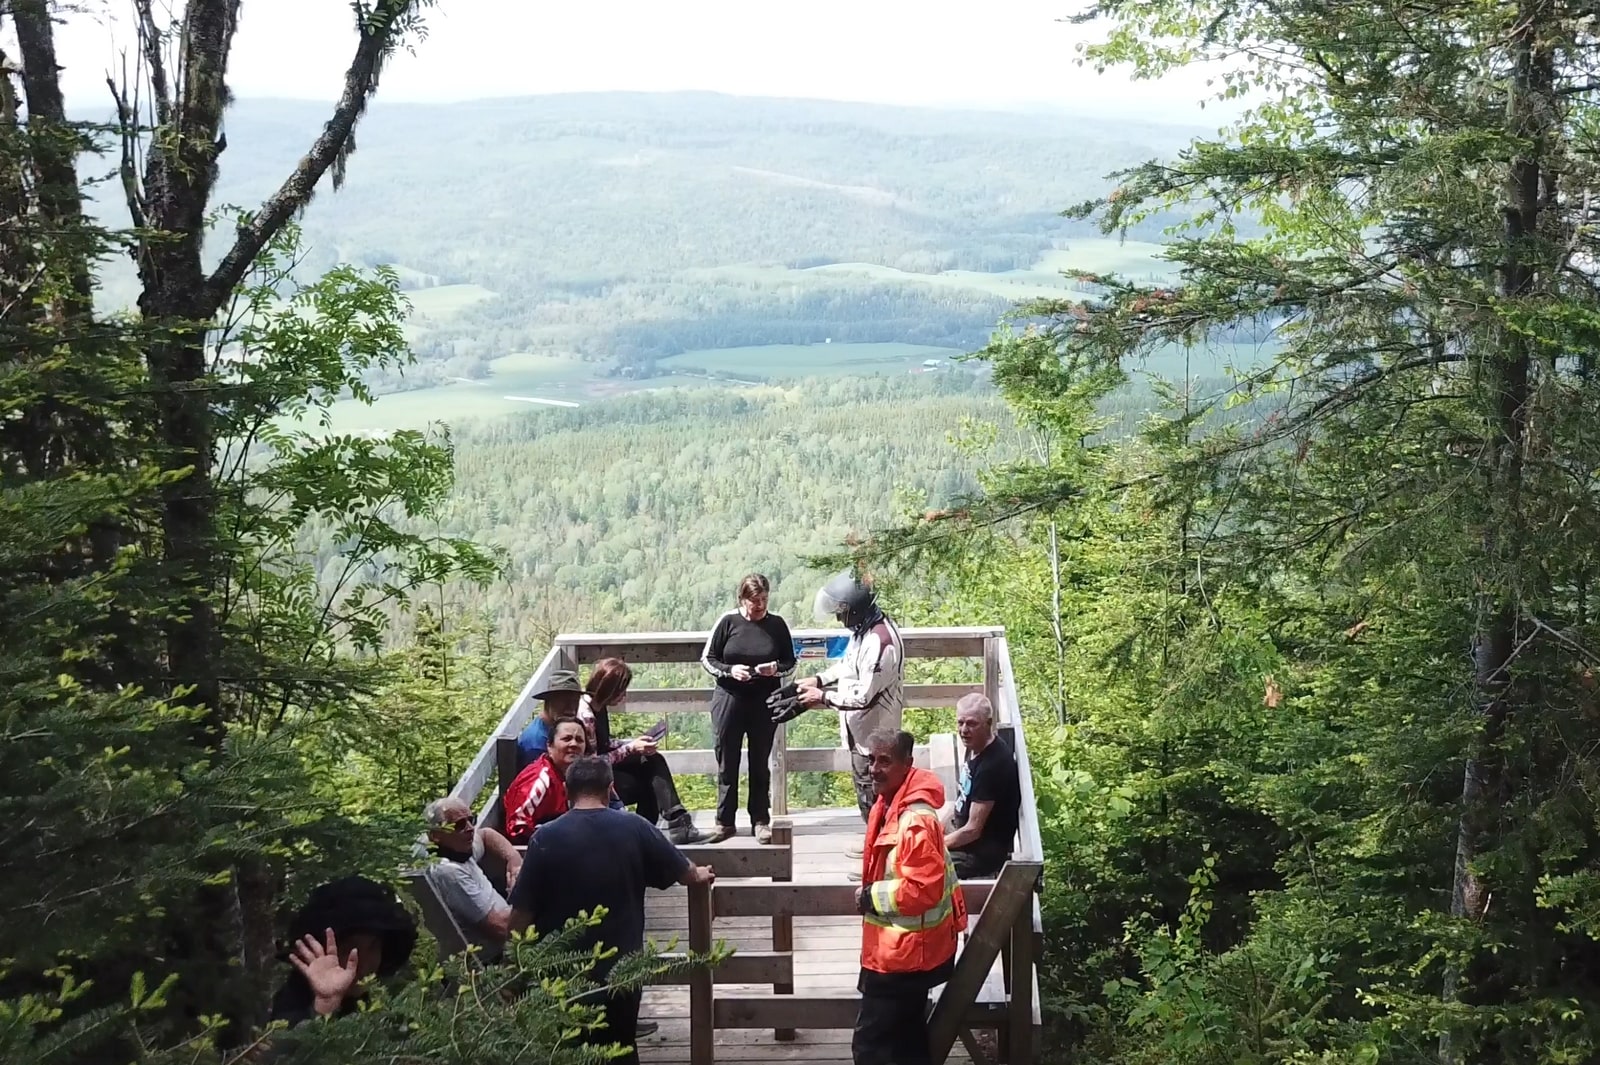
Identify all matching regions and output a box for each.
[421,796,520,955]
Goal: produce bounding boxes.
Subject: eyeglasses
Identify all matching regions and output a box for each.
[446,814,475,832]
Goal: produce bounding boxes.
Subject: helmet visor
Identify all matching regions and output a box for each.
[813,571,854,622]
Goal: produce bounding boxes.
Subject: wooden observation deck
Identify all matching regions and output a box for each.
[421,626,1045,1065]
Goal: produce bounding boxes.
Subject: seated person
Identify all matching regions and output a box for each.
[505,718,588,844]
[504,718,608,844]
[515,669,583,769]
[421,796,521,955]
[580,657,703,844]
[269,876,417,1026]
[944,694,1021,878]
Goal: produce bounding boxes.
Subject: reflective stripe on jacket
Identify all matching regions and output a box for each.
[860,766,968,975]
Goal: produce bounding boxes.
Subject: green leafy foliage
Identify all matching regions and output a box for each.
[3,909,723,1065]
[843,0,1600,1057]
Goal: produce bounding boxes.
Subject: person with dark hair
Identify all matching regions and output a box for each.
[851,729,966,1065]
[510,756,716,1065]
[503,717,589,844]
[581,657,703,844]
[515,669,584,769]
[268,875,418,1027]
[700,573,795,843]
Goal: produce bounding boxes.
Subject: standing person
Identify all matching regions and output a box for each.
[581,657,704,844]
[944,693,1021,879]
[515,669,584,769]
[700,573,796,844]
[794,570,904,821]
[510,756,716,1065]
[852,730,966,1065]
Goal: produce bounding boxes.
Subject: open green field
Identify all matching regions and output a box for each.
[303,246,1250,436]
[405,283,498,320]
[661,342,963,378]
[310,343,964,433]
[800,239,1180,300]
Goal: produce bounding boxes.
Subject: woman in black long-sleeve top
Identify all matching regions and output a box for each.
[700,573,796,844]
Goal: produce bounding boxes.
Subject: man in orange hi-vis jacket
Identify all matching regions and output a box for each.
[852,728,968,1065]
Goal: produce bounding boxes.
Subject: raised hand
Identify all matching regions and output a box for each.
[290,928,359,1017]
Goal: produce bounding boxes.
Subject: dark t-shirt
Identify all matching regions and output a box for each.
[952,737,1020,859]
[701,610,797,699]
[508,806,690,975]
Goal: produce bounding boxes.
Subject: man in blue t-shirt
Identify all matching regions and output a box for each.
[515,669,584,769]
[509,756,715,1065]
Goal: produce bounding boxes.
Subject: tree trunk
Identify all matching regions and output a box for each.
[1441,1,1547,1057]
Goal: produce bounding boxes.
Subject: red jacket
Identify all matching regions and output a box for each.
[860,766,968,975]
[503,754,568,844]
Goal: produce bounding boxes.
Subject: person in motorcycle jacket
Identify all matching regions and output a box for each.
[791,571,905,820]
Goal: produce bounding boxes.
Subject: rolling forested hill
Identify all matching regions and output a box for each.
[92,93,1203,385]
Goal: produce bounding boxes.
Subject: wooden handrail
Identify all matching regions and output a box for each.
[708,877,1005,918]
[451,643,567,808]
[611,682,982,714]
[555,626,1002,665]
[926,860,1043,1063]
[661,743,937,777]
[995,636,1046,866]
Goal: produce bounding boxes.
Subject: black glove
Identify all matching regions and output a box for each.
[767,681,806,724]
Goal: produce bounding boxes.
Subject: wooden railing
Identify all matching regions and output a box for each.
[683,859,1045,1065]
[443,625,1044,1065]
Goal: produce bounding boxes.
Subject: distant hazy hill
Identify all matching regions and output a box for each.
[88,93,1203,369]
[198,93,1196,278]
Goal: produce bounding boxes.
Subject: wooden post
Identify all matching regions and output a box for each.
[983,637,1001,716]
[1008,902,1035,1065]
[772,721,789,816]
[689,879,715,1065]
[770,820,795,1041]
[495,736,520,808]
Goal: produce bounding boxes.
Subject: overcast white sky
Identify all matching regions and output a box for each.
[45,0,1230,122]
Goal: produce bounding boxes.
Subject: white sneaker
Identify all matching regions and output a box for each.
[844,842,863,859]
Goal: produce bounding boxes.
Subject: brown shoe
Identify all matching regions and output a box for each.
[704,824,736,844]
[754,822,773,845]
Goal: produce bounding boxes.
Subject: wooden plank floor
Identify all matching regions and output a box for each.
[638,806,974,1065]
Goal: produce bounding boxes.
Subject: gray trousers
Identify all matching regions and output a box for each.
[846,724,873,821]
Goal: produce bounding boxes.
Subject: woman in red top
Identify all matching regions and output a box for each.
[503,718,588,844]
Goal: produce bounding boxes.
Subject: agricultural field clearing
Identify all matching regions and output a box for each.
[795,239,1182,300]
[305,343,965,433]
[404,283,498,319]
[659,342,965,378]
